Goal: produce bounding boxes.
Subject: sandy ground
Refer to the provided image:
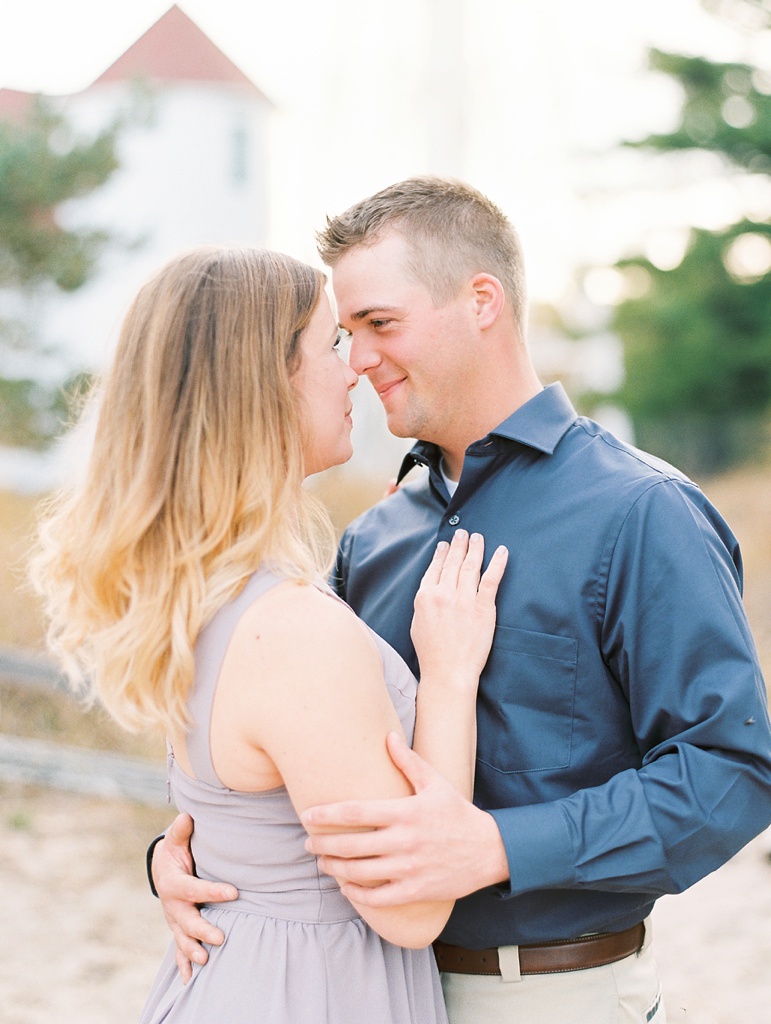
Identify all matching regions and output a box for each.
[1,784,769,1023]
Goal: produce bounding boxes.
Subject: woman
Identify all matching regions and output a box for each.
[32,247,507,1023]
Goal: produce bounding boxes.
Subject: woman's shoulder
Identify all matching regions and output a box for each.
[233,576,378,664]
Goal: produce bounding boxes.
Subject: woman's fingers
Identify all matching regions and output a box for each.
[420,530,468,591]
[420,531,508,601]
[436,529,470,588]
[478,545,509,603]
[457,532,485,589]
[411,531,508,681]
[420,539,450,587]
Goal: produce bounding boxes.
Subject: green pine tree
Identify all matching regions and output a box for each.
[0,97,121,448]
[607,1,771,473]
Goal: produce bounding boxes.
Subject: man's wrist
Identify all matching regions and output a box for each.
[478,810,511,888]
[488,802,575,896]
[146,832,166,898]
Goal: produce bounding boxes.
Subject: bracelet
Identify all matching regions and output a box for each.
[146,832,166,898]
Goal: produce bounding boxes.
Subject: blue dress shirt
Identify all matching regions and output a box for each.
[333,383,771,948]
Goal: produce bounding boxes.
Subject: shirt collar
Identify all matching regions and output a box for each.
[488,382,576,454]
[397,382,577,483]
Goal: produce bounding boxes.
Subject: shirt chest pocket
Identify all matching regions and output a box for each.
[476,625,578,774]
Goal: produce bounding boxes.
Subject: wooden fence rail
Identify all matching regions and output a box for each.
[0,644,67,692]
[0,645,168,806]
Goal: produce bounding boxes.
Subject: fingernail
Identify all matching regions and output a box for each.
[454,528,467,539]
[470,532,482,543]
[436,540,449,550]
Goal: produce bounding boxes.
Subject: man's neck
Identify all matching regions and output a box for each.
[439,379,543,480]
[439,455,459,485]
[440,449,464,482]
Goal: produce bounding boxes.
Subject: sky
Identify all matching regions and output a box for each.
[1,0,768,303]
[2,0,769,489]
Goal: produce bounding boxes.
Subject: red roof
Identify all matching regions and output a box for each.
[91,5,266,97]
[0,88,37,125]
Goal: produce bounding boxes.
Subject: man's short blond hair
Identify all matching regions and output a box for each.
[316,176,527,338]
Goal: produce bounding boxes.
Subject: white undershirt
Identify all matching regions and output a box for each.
[440,459,459,497]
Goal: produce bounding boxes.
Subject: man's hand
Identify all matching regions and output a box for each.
[152,813,238,983]
[301,733,509,906]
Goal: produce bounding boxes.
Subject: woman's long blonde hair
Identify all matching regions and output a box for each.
[31,246,334,733]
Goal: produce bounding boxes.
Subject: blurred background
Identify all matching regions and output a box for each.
[0,1,769,1022]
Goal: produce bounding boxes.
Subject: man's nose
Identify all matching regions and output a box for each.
[348,333,381,376]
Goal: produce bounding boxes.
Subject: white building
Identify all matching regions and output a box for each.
[0,4,272,373]
[0,6,283,490]
[0,4,629,494]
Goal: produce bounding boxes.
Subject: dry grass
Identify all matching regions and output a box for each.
[308,466,393,535]
[0,461,768,761]
[0,489,167,761]
[0,680,166,761]
[0,476,394,761]
[0,471,390,652]
[695,463,771,682]
[0,490,46,650]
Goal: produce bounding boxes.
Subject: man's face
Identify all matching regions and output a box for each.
[332,230,474,445]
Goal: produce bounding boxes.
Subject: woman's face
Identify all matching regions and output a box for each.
[292,292,358,477]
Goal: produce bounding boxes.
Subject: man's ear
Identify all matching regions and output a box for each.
[468,273,505,330]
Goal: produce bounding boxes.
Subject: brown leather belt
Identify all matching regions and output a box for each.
[433,922,645,976]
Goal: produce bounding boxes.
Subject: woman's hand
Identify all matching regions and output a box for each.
[410,530,508,688]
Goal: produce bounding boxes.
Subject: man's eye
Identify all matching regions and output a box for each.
[370,319,391,329]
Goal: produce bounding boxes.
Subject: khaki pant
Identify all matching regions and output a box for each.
[441,922,666,1024]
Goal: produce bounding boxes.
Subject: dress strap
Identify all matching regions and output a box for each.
[185,568,287,787]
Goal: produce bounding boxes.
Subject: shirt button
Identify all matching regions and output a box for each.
[448,514,460,526]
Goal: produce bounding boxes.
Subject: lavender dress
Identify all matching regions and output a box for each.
[140,568,448,1024]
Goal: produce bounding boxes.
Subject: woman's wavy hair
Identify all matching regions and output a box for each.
[31,246,333,733]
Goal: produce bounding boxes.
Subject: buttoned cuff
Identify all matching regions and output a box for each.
[488,802,575,897]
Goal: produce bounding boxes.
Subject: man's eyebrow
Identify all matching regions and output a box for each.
[347,305,400,322]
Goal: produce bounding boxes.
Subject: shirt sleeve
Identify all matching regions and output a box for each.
[490,478,771,898]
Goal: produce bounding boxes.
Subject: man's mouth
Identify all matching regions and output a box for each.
[375,378,405,401]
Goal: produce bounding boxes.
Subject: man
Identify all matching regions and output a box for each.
[151,177,771,1023]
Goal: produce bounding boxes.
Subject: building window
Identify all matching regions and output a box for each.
[231,123,248,186]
